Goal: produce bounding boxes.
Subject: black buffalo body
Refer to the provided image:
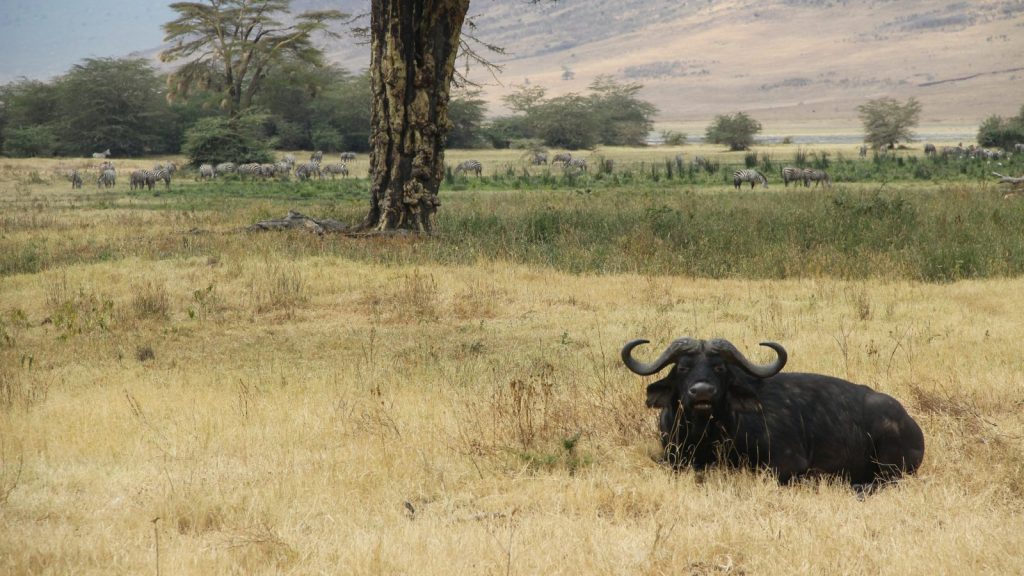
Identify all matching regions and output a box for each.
[622,337,925,486]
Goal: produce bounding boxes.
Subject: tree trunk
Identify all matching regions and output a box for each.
[361,0,469,233]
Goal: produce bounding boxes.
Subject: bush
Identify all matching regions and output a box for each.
[705,112,761,151]
[977,112,1024,151]
[181,114,275,166]
[2,126,58,157]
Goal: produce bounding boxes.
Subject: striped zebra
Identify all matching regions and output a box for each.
[531,152,548,165]
[281,154,296,166]
[454,159,483,177]
[92,149,111,159]
[214,162,237,176]
[858,145,868,158]
[732,169,767,189]
[923,143,937,156]
[198,164,215,180]
[150,165,172,188]
[295,159,321,181]
[339,152,356,161]
[237,163,263,178]
[781,166,807,187]
[130,169,148,190]
[564,158,588,172]
[97,169,116,188]
[310,150,324,163]
[274,161,293,179]
[551,152,572,165]
[321,163,349,179]
[802,168,831,188]
[69,169,83,189]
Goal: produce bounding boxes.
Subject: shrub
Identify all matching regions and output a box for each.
[2,126,58,157]
[181,113,275,166]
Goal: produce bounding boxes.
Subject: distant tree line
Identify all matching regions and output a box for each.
[977,105,1024,151]
[486,76,658,150]
[0,57,379,159]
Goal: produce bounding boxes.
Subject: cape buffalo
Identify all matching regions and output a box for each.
[622,337,925,487]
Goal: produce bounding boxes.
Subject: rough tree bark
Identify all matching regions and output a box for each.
[360,0,470,233]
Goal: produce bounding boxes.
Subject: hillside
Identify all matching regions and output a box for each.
[186,0,1024,130]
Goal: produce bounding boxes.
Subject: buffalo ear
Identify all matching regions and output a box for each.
[645,377,674,408]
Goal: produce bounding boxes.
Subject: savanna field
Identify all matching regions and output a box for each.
[2,144,1024,574]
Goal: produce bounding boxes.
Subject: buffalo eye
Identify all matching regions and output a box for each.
[713,365,728,374]
[677,365,690,374]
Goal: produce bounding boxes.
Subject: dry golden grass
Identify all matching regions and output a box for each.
[2,158,1024,575]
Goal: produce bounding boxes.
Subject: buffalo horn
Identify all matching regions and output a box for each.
[621,338,701,375]
[709,339,787,378]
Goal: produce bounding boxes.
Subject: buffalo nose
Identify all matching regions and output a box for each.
[688,382,716,402]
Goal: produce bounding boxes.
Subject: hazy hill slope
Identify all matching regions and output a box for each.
[266,1,1024,128]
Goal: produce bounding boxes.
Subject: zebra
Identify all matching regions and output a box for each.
[97,169,116,188]
[454,159,483,177]
[310,150,324,163]
[781,166,807,187]
[69,169,83,189]
[92,149,111,159]
[274,161,292,179]
[148,165,172,188]
[281,154,296,166]
[924,143,937,156]
[237,163,263,178]
[340,152,356,161]
[859,145,868,158]
[802,168,831,188]
[551,152,572,165]
[295,160,321,181]
[564,158,588,172]
[198,164,215,180]
[321,163,349,179]
[130,170,148,190]
[531,152,548,165]
[733,169,767,189]
[214,162,236,176]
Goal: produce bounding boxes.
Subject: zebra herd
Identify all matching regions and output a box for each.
[781,166,832,188]
[450,154,589,178]
[197,151,355,182]
[129,164,177,191]
[732,166,832,189]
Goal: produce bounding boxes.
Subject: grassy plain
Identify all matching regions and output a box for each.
[2,146,1024,575]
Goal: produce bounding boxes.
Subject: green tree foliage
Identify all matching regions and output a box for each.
[587,75,656,146]
[857,97,922,150]
[161,0,347,118]
[533,94,601,150]
[977,105,1024,150]
[258,63,371,152]
[54,58,178,156]
[447,90,489,149]
[705,112,762,151]
[3,126,59,157]
[501,84,547,115]
[0,80,60,155]
[181,112,275,165]
[492,79,655,150]
[480,116,533,149]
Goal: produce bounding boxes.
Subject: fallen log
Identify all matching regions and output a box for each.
[247,210,349,234]
[992,172,1024,186]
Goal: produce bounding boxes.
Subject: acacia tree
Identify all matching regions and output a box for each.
[161,0,346,118]
[858,97,922,150]
[361,0,471,233]
[705,112,761,151]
